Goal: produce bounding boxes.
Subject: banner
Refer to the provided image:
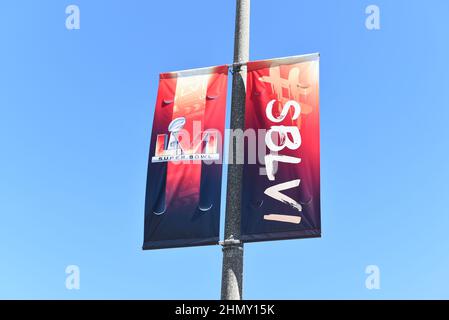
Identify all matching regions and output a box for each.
[143,65,228,250]
[241,54,321,242]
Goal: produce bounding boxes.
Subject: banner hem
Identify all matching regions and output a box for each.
[247,53,319,69]
[241,230,321,244]
[142,237,219,250]
[160,65,228,79]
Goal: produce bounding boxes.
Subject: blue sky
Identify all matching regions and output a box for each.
[1,0,449,299]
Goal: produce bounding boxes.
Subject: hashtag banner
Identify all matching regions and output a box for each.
[241,54,321,242]
[143,65,228,250]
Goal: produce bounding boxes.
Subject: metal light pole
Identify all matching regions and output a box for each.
[221,0,250,300]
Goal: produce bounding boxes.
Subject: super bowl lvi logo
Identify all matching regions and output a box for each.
[152,117,220,163]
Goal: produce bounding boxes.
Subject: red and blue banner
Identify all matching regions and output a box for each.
[241,54,321,242]
[143,65,228,250]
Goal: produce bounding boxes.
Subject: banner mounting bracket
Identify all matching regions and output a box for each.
[219,237,242,247]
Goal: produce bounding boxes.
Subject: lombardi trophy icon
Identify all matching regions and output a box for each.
[166,117,186,156]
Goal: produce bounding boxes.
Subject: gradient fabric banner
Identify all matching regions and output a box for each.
[241,54,321,242]
[143,65,228,250]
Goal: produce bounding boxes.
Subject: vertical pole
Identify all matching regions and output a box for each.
[221,0,250,300]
